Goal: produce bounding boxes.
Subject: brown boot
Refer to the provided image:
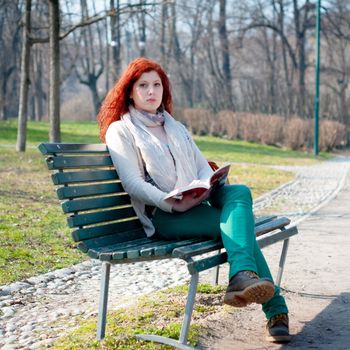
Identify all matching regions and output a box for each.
[266,313,291,343]
[223,271,275,307]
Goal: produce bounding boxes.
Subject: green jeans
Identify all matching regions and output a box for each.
[153,184,288,319]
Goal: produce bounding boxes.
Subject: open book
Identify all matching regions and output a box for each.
[164,163,231,200]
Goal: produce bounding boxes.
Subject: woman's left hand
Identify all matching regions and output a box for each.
[166,189,211,212]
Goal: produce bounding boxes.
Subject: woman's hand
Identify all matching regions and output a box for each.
[165,189,211,213]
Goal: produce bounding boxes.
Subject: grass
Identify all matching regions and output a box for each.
[51,283,226,349]
[194,135,331,165]
[0,119,100,145]
[0,147,84,284]
[0,119,330,285]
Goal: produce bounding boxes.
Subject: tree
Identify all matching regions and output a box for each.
[0,1,22,121]
[48,0,60,142]
[110,0,121,81]
[218,0,234,109]
[16,0,31,152]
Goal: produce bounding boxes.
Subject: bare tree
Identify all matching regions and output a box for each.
[0,1,22,121]
[16,0,31,152]
[110,0,121,81]
[218,0,234,109]
[48,0,60,142]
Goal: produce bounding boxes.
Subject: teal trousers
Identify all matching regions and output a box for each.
[153,184,288,319]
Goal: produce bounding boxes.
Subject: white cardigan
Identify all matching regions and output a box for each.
[105,119,213,237]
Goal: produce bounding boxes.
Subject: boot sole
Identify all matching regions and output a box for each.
[223,280,275,307]
[265,334,292,343]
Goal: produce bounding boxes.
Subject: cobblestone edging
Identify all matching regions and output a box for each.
[1,155,350,349]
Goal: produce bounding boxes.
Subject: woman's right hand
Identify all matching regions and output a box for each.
[165,189,211,212]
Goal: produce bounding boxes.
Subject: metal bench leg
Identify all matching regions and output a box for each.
[212,249,221,285]
[136,271,199,350]
[276,238,290,287]
[179,272,199,344]
[97,262,111,340]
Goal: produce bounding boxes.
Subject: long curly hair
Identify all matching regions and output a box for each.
[97,57,173,142]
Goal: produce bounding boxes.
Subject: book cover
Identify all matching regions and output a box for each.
[164,163,231,200]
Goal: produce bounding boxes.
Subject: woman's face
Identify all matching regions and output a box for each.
[130,70,163,114]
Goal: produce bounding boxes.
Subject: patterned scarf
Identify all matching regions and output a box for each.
[138,109,165,126]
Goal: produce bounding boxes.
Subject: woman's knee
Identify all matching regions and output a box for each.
[224,184,253,204]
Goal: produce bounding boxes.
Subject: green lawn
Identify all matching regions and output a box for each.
[0,119,100,145]
[0,119,330,285]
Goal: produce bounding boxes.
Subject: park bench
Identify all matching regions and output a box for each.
[38,143,298,350]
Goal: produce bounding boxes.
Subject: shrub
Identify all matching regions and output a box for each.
[214,110,238,138]
[284,117,313,150]
[257,114,284,146]
[179,108,347,151]
[319,120,347,151]
[183,108,215,135]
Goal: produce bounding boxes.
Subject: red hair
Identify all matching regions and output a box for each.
[97,57,173,142]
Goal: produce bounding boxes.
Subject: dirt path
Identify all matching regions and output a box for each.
[198,158,350,349]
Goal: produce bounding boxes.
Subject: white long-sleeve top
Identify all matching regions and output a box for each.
[105,118,213,237]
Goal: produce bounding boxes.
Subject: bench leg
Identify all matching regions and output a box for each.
[97,262,111,340]
[136,271,199,350]
[179,271,199,344]
[276,238,290,287]
[212,249,221,285]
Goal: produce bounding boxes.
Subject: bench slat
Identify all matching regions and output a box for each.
[186,225,298,274]
[67,206,136,228]
[47,155,113,170]
[57,182,124,200]
[254,215,277,226]
[172,240,222,259]
[90,238,171,260]
[72,219,142,242]
[127,240,176,260]
[154,238,203,256]
[172,217,288,259]
[113,238,202,260]
[258,225,298,249]
[62,194,131,213]
[92,237,152,259]
[52,169,119,185]
[97,238,203,261]
[39,143,108,155]
[255,217,290,237]
[78,228,145,256]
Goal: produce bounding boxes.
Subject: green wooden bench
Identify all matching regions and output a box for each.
[38,143,298,350]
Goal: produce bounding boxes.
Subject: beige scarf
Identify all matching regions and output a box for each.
[122,106,198,192]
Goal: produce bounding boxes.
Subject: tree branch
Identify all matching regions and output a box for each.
[30,2,163,44]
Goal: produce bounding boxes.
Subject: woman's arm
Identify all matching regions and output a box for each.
[165,189,211,212]
[106,122,173,212]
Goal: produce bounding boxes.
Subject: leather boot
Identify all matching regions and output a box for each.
[266,313,291,342]
[224,270,275,307]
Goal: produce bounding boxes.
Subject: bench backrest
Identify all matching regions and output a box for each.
[39,143,145,253]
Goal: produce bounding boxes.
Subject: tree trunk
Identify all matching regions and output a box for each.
[277,0,293,116]
[48,0,60,142]
[160,0,168,68]
[138,0,146,57]
[218,0,233,110]
[293,0,308,118]
[34,53,44,121]
[16,0,31,152]
[110,0,121,81]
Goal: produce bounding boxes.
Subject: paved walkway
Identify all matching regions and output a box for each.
[1,155,350,349]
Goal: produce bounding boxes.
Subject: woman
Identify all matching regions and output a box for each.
[97,57,291,343]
